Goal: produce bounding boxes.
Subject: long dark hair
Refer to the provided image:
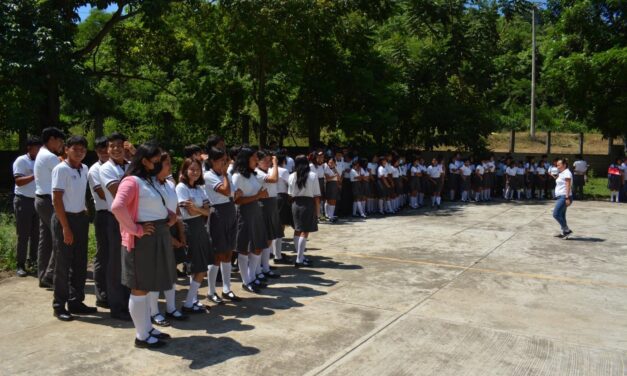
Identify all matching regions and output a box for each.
[234,147,256,178]
[126,142,161,179]
[294,155,310,190]
[179,158,204,188]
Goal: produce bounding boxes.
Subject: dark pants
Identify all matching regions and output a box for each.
[105,211,130,315]
[13,195,39,267]
[573,175,585,200]
[93,210,109,303]
[52,212,89,309]
[35,195,55,282]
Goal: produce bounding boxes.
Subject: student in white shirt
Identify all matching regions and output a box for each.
[204,147,241,301]
[175,158,213,312]
[34,127,65,287]
[409,156,422,209]
[367,155,380,213]
[621,161,627,203]
[310,151,327,219]
[350,160,367,218]
[288,155,321,268]
[448,156,460,202]
[87,137,110,306]
[324,156,342,222]
[12,136,42,277]
[232,148,269,293]
[273,153,293,264]
[255,151,282,280]
[524,157,536,200]
[472,161,485,202]
[572,154,588,200]
[515,161,526,200]
[50,136,95,321]
[99,132,132,320]
[460,159,472,202]
[504,161,517,200]
[427,158,443,208]
[535,159,547,200]
[608,157,623,203]
[377,158,394,214]
[552,158,573,238]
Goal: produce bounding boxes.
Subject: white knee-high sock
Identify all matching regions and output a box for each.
[185,278,201,308]
[293,235,299,249]
[221,262,232,293]
[262,247,272,273]
[387,200,393,212]
[357,201,365,216]
[248,253,261,282]
[378,199,384,213]
[431,196,436,206]
[273,238,283,259]
[352,202,357,215]
[208,265,219,295]
[164,284,176,312]
[327,205,335,219]
[148,291,160,316]
[238,253,250,284]
[419,193,424,205]
[297,237,307,263]
[129,295,153,341]
[436,196,441,205]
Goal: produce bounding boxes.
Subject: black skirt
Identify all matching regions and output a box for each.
[410,176,420,192]
[277,193,294,227]
[461,176,471,191]
[183,216,212,273]
[352,180,363,197]
[209,201,237,254]
[394,178,403,195]
[377,179,389,197]
[608,175,622,191]
[236,200,268,253]
[292,196,318,233]
[259,197,284,240]
[122,220,176,291]
[318,178,326,199]
[325,181,340,201]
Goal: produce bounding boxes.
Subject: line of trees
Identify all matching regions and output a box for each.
[1,0,625,152]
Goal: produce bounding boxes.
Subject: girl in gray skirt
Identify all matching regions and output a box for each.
[324,156,342,223]
[176,158,211,312]
[112,143,178,349]
[255,150,282,280]
[232,148,269,293]
[288,155,321,268]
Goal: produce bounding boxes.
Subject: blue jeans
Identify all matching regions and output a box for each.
[552,195,570,232]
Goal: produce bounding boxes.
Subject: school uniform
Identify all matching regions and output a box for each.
[324,166,341,201]
[460,165,472,192]
[288,171,320,233]
[426,165,442,195]
[515,166,525,193]
[276,167,294,227]
[34,146,61,284]
[233,172,268,252]
[410,165,422,192]
[608,164,622,191]
[88,160,110,304]
[204,169,237,253]
[310,163,326,200]
[361,168,371,197]
[377,165,389,197]
[256,167,284,240]
[535,165,547,198]
[176,182,211,273]
[496,161,506,197]
[51,161,90,311]
[99,159,131,316]
[350,168,363,197]
[13,154,39,270]
[448,162,460,195]
[392,167,403,196]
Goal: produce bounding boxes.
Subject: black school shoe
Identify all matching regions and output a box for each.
[111,311,132,321]
[151,314,171,327]
[149,328,171,340]
[95,300,110,309]
[39,278,53,289]
[165,309,189,321]
[68,301,97,314]
[208,293,225,305]
[134,336,166,349]
[241,283,259,293]
[294,260,313,268]
[221,291,241,301]
[54,309,74,322]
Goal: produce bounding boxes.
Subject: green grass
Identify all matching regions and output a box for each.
[0,212,97,272]
[584,177,612,200]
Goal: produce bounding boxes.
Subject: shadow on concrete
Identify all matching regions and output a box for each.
[566,237,605,242]
[153,335,260,369]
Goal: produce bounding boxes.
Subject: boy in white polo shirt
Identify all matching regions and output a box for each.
[13,136,43,277]
[51,136,96,321]
[34,127,65,287]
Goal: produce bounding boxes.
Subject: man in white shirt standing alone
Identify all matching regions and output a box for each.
[553,158,573,239]
[34,127,65,287]
[572,154,587,200]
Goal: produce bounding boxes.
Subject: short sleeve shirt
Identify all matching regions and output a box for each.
[288,171,321,197]
[176,182,209,219]
[88,161,108,211]
[232,172,262,197]
[427,165,442,179]
[13,154,36,198]
[204,169,232,205]
[349,169,360,182]
[134,177,169,222]
[154,178,178,213]
[34,147,61,195]
[277,167,290,193]
[255,168,278,198]
[460,166,472,176]
[377,166,388,178]
[51,162,88,213]
[555,169,573,197]
[99,160,129,211]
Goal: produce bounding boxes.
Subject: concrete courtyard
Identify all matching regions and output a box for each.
[1,200,626,375]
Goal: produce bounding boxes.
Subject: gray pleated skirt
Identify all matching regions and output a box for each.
[461,176,471,191]
[277,193,294,227]
[318,178,326,199]
[292,196,318,233]
[394,178,403,195]
[325,181,340,201]
[209,201,237,254]
[410,176,421,192]
[362,179,372,197]
[259,197,284,240]
[184,216,212,273]
[377,179,389,197]
[236,201,268,253]
[122,220,176,291]
[352,180,363,197]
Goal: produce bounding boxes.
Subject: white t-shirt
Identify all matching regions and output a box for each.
[449,162,459,174]
[536,166,546,175]
[176,182,209,219]
[13,154,36,198]
[377,165,388,178]
[475,165,485,175]
[573,160,588,174]
[277,167,290,193]
[88,161,108,211]
[427,165,442,179]
[516,167,525,175]
[285,157,295,173]
[288,171,321,198]
[34,147,61,195]
[349,169,361,182]
[497,162,506,176]
[460,165,472,176]
[134,177,169,222]
[204,169,232,205]
[99,160,129,211]
[391,167,400,178]
[51,162,88,213]
[255,167,278,198]
[367,162,378,176]
[555,169,573,197]
[549,166,559,177]
[505,167,517,177]
[410,165,422,176]
[310,163,325,179]
[232,172,262,197]
[155,178,178,213]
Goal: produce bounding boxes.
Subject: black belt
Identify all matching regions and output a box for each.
[15,194,35,199]
[36,194,51,199]
[66,211,87,217]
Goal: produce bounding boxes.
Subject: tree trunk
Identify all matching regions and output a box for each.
[241,114,250,144]
[546,131,551,154]
[18,126,28,151]
[39,78,60,131]
[94,113,104,139]
[256,57,268,149]
[509,129,516,154]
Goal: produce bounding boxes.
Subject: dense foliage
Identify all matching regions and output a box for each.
[1,0,625,152]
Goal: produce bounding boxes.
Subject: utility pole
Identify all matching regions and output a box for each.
[530,5,537,140]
